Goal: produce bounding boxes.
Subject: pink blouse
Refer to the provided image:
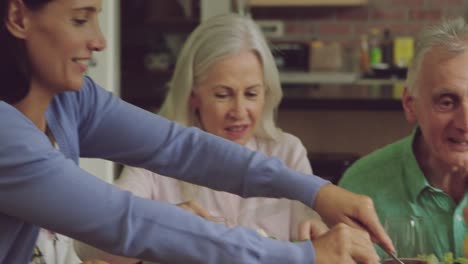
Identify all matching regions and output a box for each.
[116,133,319,241]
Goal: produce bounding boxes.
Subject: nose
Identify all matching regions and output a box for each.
[227,96,248,120]
[88,27,107,52]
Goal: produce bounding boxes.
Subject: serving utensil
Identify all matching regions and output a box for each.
[378,244,404,264]
[385,250,405,264]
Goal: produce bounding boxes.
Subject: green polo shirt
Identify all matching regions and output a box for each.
[339,130,467,259]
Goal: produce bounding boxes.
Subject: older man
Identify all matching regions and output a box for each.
[339,17,468,260]
[465,207,468,256]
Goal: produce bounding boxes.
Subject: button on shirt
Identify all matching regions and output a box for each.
[339,129,468,259]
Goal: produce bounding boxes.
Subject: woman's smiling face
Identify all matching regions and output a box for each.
[21,0,105,94]
[191,50,266,145]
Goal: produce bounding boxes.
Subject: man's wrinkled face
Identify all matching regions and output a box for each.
[404,46,468,169]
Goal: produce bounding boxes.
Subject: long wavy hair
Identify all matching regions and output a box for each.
[158,13,284,200]
[158,13,283,141]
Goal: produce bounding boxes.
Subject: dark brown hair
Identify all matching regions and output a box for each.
[0,0,52,104]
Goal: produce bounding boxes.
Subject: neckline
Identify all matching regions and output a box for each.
[45,124,58,148]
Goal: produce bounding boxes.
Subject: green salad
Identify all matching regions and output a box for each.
[418,252,468,264]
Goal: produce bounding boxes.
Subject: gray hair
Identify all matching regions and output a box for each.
[407,17,468,95]
[158,13,282,140]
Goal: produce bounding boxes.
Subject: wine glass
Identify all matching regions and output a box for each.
[382,215,428,261]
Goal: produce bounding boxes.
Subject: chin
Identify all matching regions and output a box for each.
[236,139,248,145]
[68,79,84,91]
[442,153,468,167]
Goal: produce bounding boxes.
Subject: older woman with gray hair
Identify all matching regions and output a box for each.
[121,12,317,241]
[76,13,383,264]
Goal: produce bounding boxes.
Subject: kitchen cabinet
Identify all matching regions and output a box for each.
[120,1,401,112]
[120,0,231,111]
[249,0,368,7]
[120,0,201,110]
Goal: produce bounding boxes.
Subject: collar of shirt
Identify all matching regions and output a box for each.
[400,127,468,256]
[403,128,468,207]
[402,128,431,203]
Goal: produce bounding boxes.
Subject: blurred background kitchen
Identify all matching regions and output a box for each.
[86,0,468,184]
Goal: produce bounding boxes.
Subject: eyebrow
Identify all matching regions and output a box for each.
[72,6,102,13]
[211,84,263,89]
[211,85,231,91]
[246,84,263,89]
[431,88,462,99]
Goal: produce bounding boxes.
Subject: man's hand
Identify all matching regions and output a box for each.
[314,223,380,264]
[313,184,395,253]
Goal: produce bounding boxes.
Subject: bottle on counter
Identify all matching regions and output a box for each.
[381,28,394,69]
[359,35,370,76]
[369,28,383,68]
[393,36,415,68]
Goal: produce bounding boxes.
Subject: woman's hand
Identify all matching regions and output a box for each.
[297,218,329,241]
[313,223,380,264]
[177,200,212,219]
[313,184,395,253]
[297,216,380,263]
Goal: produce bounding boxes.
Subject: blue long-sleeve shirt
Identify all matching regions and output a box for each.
[0,77,328,263]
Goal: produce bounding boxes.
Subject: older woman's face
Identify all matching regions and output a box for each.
[191,50,266,145]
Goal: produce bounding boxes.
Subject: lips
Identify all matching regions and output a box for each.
[448,138,468,145]
[224,125,249,139]
[446,137,468,152]
[73,58,90,73]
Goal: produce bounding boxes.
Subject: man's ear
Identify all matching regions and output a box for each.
[5,0,29,39]
[402,87,418,125]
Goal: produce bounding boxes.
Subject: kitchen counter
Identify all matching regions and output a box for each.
[121,71,405,112]
[280,72,405,111]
